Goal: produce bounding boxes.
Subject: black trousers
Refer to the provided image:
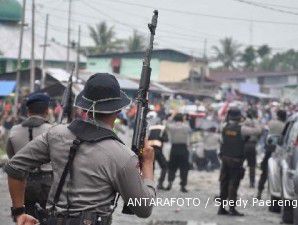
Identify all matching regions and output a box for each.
[25,172,53,217]
[154,147,168,185]
[219,156,244,208]
[168,144,189,187]
[204,150,220,171]
[258,144,275,192]
[244,141,257,185]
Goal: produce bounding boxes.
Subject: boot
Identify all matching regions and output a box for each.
[229,207,244,216]
[250,181,255,188]
[217,207,229,215]
[157,183,165,190]
[165,182,172,191]
[180,186,188,193]
[256,190,262,200]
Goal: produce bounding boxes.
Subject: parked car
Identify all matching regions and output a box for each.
[268,113,298,224]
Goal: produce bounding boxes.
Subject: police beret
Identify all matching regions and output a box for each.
[26,93,50,106]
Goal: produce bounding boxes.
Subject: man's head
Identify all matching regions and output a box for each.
[277,109,287,122]
[26,93,50,117]
[173,113,184,122]
[247,108,258,119]
[227,107,242,122]
[75,73,131,126]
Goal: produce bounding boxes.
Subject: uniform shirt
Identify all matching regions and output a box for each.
[268,119,285,135]
[243,118,261,142]
[203,132,220,151]
[4,120,155,218]
[6,115,52,172]
[166,121,191,144]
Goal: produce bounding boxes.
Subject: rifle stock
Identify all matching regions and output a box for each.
[122,10,158,215]
[58,66,74,124]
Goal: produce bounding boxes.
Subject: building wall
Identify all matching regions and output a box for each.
[120,58,160,81]
[158,61,190,82]
[160,61,207,83]
[1,59,86,74]
[87,57,160,81]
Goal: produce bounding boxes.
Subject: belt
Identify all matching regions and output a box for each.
[221,155,244,163]
[29,170,53,176]
[52,212,110,225]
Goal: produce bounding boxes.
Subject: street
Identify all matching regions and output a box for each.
[0,167,280,225]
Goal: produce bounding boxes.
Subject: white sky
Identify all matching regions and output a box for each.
[20,0,298,58]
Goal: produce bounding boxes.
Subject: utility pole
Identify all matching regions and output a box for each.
[41,14,49,89]
[66,0,72,72]
[14,0,26,117]
[203,38,208,59]
[249,20,254,45]
[75,25,81,80]
[30,0,35,92]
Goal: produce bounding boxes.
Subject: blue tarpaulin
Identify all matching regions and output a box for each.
[0,81,16,96]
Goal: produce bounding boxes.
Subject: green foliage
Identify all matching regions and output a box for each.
[212,37,241,69]
[126,30,145,52]
[213,38,298,72]
[257,45,271,58]
[241,46,256,70]
[88,22,123,54]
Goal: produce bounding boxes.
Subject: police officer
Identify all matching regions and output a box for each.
[166,113,191,193]
[148,120,168,190]
[257,109,287,199]
[244,107,260,188]
[218,107,262,216]
[4,73,156,225]
[5,93,53,218]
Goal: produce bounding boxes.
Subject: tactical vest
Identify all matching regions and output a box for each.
[220,122,245,159]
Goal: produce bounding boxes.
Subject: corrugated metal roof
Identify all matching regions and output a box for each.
[0,24,86,62]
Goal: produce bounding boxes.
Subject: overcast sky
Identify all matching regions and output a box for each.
[21,0,298,57]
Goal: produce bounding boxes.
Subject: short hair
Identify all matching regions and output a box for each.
[173,113,184,122]
[277,110,287,122]
[27,102,49,115]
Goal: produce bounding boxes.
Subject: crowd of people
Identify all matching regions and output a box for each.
[1,79,298,223]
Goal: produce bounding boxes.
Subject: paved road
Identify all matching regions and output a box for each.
[0,167,281,225]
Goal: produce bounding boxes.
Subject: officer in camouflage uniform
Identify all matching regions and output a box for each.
[218,107,262,216]
[5,73,156,225]
[6,93,53,218]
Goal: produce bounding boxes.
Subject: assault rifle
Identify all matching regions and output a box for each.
[58,65,74,123]
[122,10,158,215]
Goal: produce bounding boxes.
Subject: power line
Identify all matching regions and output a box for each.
[95,0,298,26]
[251,1,298,11]
[233,0,298,16]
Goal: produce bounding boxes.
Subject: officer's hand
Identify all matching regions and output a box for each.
[142,140,154,164]
[16,214,38,225]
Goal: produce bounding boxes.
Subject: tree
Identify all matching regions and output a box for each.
[258,49,298,71]
[241,46,256,70]
[257,45,271,59]
[126,30,145,52]
[212,37,241,69]
[88,22,123,54]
